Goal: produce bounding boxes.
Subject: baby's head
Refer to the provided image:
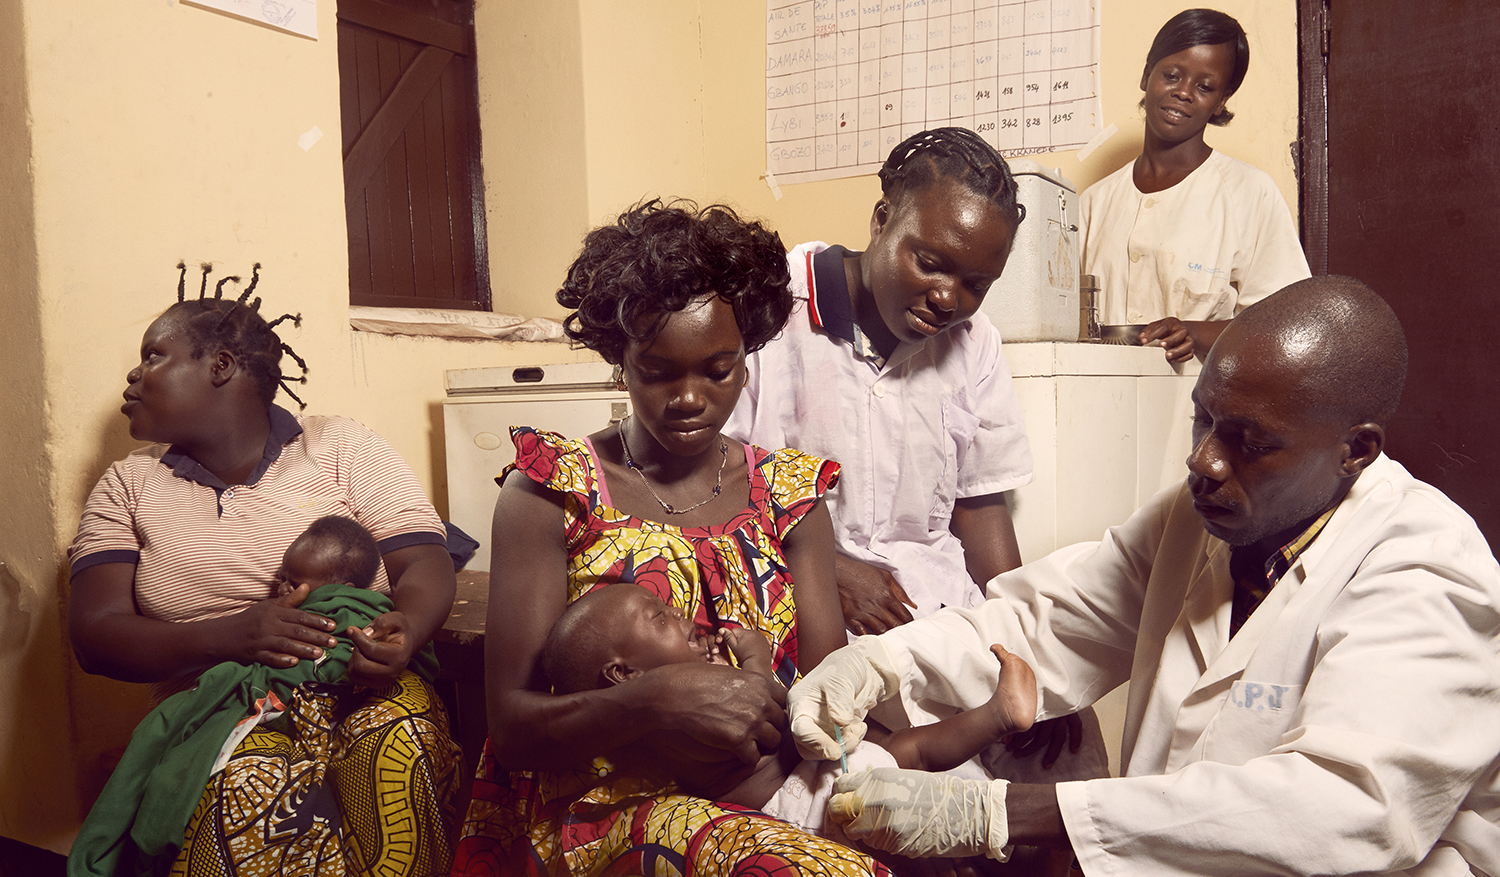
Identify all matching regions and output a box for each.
[542,583,710,695]
[276,515,381,593]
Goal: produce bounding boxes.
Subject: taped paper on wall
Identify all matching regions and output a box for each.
[1076,122,1117,162]
[762,171,785,201]
[767,0,1102,184]
[183,0,318,39]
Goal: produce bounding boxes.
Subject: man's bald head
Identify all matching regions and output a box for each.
[1188,277,1405,551]
[1217,275,1408,429]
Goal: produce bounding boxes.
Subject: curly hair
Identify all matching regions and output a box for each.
[162,262,308,409]
[1140,9,1250,126]
[556,199,792,365]
[877,127,1026,229]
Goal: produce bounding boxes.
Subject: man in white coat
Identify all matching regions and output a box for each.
[789,275,1500,875]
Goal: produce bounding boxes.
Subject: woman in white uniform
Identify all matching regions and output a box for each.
[1080,8,1310,362]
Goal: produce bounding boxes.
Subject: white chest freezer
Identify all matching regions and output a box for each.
[443,360,630,571]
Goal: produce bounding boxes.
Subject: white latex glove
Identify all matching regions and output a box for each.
[827,767,1010,861]
[787,635,902,761]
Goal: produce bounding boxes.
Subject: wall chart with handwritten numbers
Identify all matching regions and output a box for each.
[767,0,1101,184]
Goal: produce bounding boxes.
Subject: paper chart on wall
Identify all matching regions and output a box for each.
[183,0,318,39]
[766,0,1101,184]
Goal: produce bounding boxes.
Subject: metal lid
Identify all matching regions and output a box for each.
[1005,158,1075,192]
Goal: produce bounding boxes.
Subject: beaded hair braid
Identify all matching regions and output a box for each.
[168,262,309,409]
[877,127,1027,227]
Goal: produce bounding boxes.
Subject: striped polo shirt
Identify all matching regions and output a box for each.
[69,406,446,625]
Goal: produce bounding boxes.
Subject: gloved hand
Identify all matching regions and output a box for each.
[827,768,1010,860]
[787,635,902,761]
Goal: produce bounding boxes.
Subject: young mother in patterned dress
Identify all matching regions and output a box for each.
[452,201,892,876]
[67,265,461,875]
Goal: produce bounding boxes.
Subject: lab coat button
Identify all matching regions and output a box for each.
[872,383,886,398]
[1129,252,1141,263]
[1144,197,1156,208]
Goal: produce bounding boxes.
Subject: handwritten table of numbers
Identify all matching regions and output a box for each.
[767,0,1100,184]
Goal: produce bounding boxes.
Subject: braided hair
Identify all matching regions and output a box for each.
[877,127,1026,229]
[163,262,309,409]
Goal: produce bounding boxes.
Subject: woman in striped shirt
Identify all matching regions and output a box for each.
[67,264,461,876]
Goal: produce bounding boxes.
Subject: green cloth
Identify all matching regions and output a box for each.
[68,584,439,877]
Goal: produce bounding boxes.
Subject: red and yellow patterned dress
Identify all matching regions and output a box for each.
[452,427,888,877]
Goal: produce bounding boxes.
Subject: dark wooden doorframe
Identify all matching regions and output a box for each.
[1295,0,1329,275]
[1297,0,1500,545]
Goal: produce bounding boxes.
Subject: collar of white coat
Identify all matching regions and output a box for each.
[1185,453,1403,696]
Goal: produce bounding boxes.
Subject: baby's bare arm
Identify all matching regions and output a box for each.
[720,628,784,706]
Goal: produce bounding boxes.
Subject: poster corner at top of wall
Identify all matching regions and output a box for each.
[180,0,319,41]
[765,0,1103,184]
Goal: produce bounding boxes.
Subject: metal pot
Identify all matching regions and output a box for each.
[1099,324,1149,345]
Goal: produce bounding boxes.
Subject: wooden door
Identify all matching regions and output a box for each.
[1300,0,1500,544]
[338,0,489,310]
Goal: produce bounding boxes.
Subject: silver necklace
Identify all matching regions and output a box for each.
[618,417,727,516]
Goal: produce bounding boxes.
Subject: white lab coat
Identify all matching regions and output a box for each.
[881,455,1500,876]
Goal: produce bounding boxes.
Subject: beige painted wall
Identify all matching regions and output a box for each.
[506,2,1299,280]
[500,0,1300,311]
[4,0,593,851]
[2,0,1299,851]
[0,0,81,850]
[478,0,591,317]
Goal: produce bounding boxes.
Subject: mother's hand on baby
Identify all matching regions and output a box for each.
[642,662,785,765]
[221,582,339,669]
[347,610,414,687]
